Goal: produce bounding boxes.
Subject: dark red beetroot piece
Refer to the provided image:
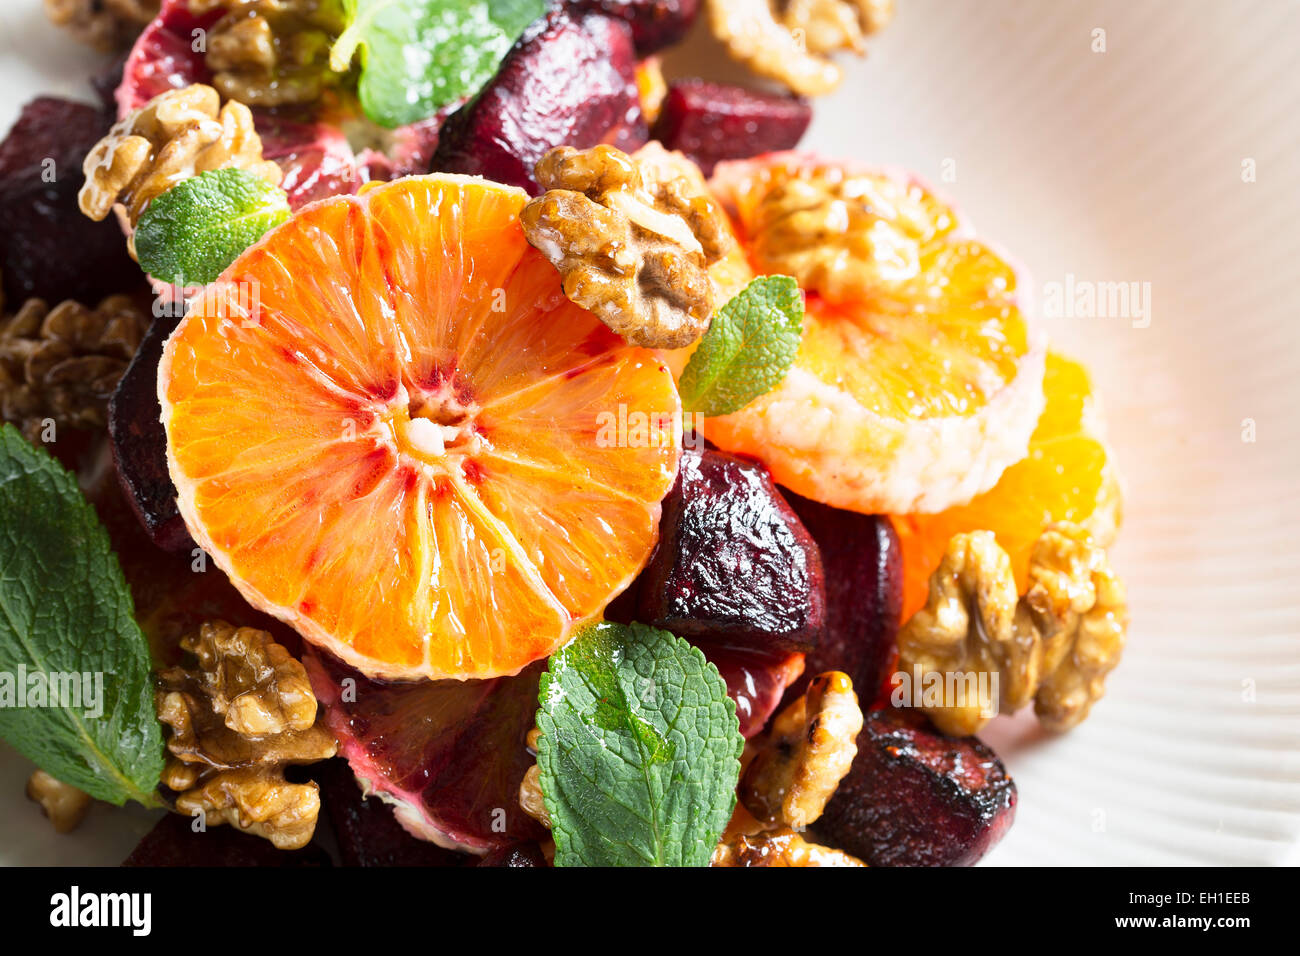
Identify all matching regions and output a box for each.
[0,97,142,306]
[815,707,1017,866]
[635,447,825,655]
[707,645,806,739]
[650,80,812,176]
[431,9,647,194]
[783,495,902,707]
[314,759,468,867]
[122,811,332,866]
[108,314,191,552]
[564,0,699,54]
[304,650,549,854]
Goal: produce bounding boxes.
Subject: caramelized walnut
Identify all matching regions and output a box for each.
[521,144,732,349]
[200,0,347,108]
[156,621,336,849]
[0,287,147,443]
[741,671,863,829]
[712,827,866,866]
[26,770,92,834]
[518,764,550,829]
[1024,524,1128,732]
[79,84,282,243]
[44,0,159,52]
[897,524,1127,736]
[707,0,892,97]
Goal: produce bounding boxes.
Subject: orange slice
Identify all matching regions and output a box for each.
[894,351,1122,619]
[159,174,681,681]
[686,152,1045,515]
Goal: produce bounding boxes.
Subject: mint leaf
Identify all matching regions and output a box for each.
[536,621,742,867]
[332,0,544,128]
[134,168,290,286]
[0,426,164,806]
[678,275,805,418]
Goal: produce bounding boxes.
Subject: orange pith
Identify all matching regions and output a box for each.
[893,351,1120,619]
[159,174,681,681]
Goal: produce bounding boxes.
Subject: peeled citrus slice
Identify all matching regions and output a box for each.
[689,152,1046,515]
[894,351,1122,619]
[159,174,681,681]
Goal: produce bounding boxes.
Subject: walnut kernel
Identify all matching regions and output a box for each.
[897,524,1127,736]
[707,0,892,97]
[156,621,336,849]
[741,671,863,829]
[712,827,866,866]
[26,770,92,834]
[521,144,732,349]
[79,84,282,243]
[1,288,147,443]
[44,0,159,52]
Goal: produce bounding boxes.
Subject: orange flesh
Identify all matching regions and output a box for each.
[161,175,681,681]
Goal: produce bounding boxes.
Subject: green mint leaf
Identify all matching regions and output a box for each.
[133,168,291,286]
[332,0,544,128]
[0,426,164,806]
[678,275,805,418]
[536,621,743,867]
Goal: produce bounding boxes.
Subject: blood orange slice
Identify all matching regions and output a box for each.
[690,153,1046,516]
[159,174,681,681]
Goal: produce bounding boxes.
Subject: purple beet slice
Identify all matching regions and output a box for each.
[0,97,142,306]
[315,759,468,867]
[635,447,825,656]
[564,0,699,53]
[304,650,550,854]
[108,314,191,552]
[122,811,332,867]
[815,708,1017,866]
[707,645,805,739]
[783,494,902,707]
[431,9,647,194]
[650,80,812,176]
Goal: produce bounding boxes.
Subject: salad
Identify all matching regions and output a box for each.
[2,0,1126,867]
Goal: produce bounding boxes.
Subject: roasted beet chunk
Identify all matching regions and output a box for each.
[564,0,699,53]
[109,314,192,552]
[122,812,332,867]
[650,80,812,176]
[784,495,901,706]
[636,447,825,655]
[816,708,1017,866]
[0,97,141,305]
[431,10,647,194]
[315,759,468,867]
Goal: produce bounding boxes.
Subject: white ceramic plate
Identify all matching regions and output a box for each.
[2,0,1298,866]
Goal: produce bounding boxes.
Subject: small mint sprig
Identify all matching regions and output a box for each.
[536,622,743,867]
[678,275,805,418]
[133,168,291,287]
[332,0,545,129]
[0,426,164,806]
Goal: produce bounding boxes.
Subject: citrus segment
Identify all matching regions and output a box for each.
[894,352,1122,620]
[687,153,1045,515]
[160,174,681,681]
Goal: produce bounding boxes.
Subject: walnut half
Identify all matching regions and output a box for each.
[741,671,863,829]
[156,621,336,850]
[707,0,893,97]
[521,145,732,349]
[79,84,282,256]
[896,523,1127,736]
